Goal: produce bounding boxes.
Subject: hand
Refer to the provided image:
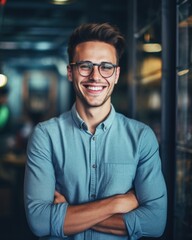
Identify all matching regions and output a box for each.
[54,191,67,204]
[91,214,128,236]
[115,190,139,214]
[61,190,138,235]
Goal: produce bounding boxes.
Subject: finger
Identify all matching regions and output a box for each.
[54,191,67,204]
[54,191,61,197]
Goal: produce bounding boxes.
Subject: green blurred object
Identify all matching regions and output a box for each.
[0,105,9,129]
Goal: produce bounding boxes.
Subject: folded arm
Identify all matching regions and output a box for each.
[91,214,127,236]
[122,127,167,239]
[54,190,138,236]
[24,125,138,238]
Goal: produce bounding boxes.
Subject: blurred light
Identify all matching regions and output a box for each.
[56,59,68,76]
[0,41,54,50]
[141,71,162,84]
[51,0,75,4]
[140,57,162,84]
[0,42,18,50]
[0,105,9,129]
[29,72,48,90]
[143,43,162,53]
[177,69,189,76]
[0,0,7,6]
[179,16,192,27]
[0,74,7,87]
[35,42,53,51]
[148,92,161,110]
[144,33,151,42]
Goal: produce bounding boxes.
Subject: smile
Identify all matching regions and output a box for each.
[82,83,107,94]
[87,86,103,91]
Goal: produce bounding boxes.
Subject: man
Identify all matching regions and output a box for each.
[24,23,167,240]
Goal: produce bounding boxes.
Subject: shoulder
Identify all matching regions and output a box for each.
[37,111,71,131]
[115,112,149,132]
[30,110,72,140]
[114,112,158,145]
[27,111,73,151]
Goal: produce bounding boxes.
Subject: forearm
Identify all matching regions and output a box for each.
[64,191,138,235]
[64,197,117,235]
[92,214,127,236]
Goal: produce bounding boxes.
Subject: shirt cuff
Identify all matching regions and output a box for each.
[123,211,143,239]
[51,202,69,238]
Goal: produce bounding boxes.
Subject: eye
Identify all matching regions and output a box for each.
[101,63,113,71]
[79,62,92,70]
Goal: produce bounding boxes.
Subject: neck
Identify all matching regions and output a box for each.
[75,100,111,134]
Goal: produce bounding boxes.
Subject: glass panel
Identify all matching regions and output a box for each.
[175,0,192,239]
[133,1,162,140]
[136,0,161,33]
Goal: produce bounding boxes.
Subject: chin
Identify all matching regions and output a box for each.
[85,99,110,108]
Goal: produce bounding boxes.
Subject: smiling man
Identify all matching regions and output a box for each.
[24,23,167,240]
[68,40,120,133]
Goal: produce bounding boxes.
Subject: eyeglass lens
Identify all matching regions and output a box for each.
[78,62,115,78]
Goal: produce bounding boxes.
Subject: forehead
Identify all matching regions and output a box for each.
[73,41,117,62]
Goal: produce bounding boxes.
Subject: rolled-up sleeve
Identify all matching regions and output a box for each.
[123,126,167,239]
[24,124,68,238]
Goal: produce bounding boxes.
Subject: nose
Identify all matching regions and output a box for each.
[89,65,101,80]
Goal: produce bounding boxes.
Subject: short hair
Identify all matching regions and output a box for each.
[67,23,125,63]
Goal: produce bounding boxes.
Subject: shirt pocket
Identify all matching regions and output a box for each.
[98,163,136,197]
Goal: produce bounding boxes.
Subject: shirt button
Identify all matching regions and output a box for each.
[92,164,97,169]
[92,136,96,141]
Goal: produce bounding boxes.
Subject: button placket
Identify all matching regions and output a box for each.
[90,135,97,200]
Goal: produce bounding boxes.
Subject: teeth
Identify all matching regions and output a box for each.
[87,86,103,91]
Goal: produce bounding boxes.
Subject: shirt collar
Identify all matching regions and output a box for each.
[71,104,87,130]
[71,103,116,132]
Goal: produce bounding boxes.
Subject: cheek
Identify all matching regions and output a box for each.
[72,78,83,92]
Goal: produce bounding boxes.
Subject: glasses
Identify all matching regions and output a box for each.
[70,61,118,78]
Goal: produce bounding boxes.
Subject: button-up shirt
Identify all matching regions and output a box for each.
[24,104,167,240]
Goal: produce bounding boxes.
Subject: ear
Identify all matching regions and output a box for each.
[67,65,73,82]
[114,66,120,84]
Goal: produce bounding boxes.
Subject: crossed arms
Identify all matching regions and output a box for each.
[24,124,167,238]
[54,190,139,236]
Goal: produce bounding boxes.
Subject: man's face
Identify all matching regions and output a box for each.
[67,41,120,108]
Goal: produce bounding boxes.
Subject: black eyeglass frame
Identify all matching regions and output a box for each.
[70,61,118,78]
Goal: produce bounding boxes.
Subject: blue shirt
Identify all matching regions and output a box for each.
[24,104,167,240]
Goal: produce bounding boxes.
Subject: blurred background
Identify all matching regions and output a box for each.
[0,0,191,239]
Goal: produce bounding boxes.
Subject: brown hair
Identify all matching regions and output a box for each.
[67,23,125,63]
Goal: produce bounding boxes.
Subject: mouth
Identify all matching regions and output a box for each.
[82,83,107,94]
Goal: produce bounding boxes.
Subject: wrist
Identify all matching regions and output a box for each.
[113,195,125,214]
[112,192,139,214]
